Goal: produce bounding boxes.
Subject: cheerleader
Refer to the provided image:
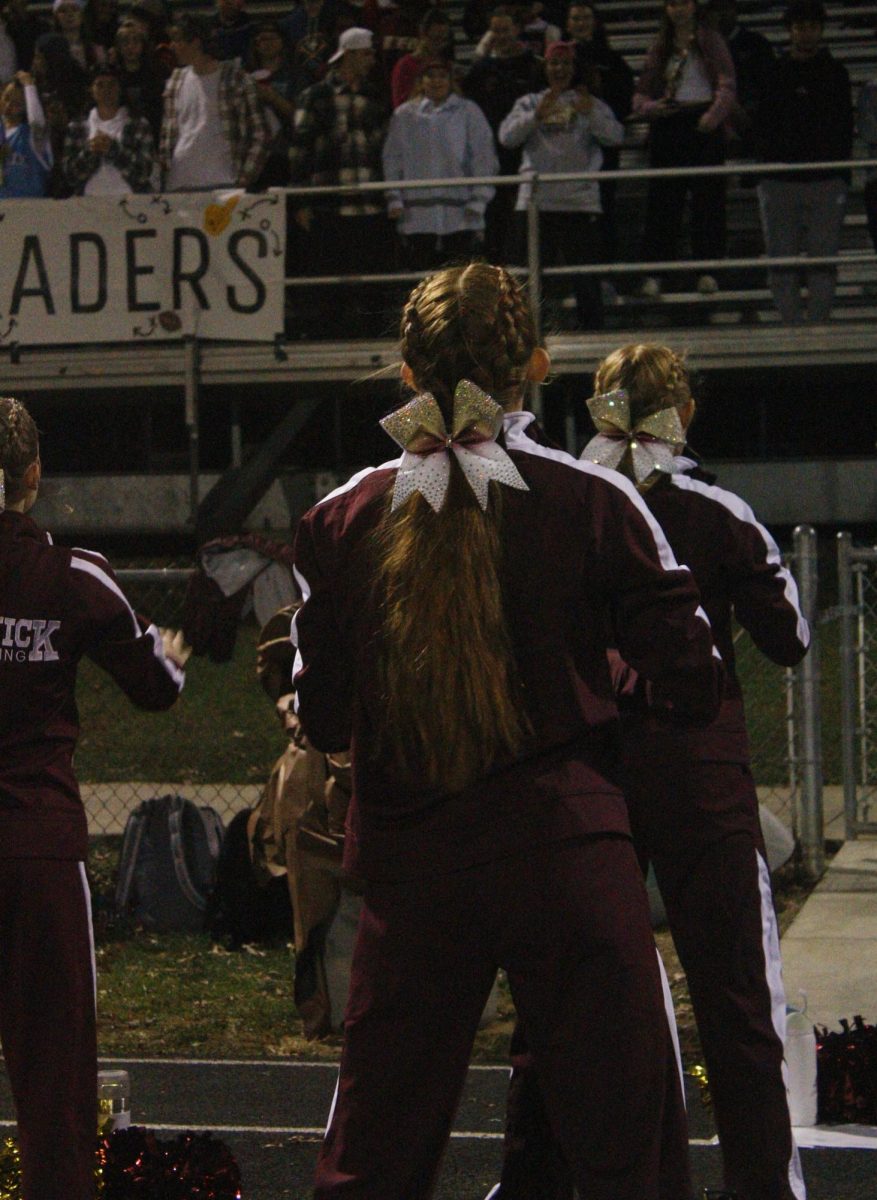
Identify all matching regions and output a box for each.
[0,397,189,1200]
[585,344,808,1200]
[488,344,809,1200]
[291,264,724,1200]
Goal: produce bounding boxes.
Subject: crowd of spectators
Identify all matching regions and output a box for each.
[0,0,869,327]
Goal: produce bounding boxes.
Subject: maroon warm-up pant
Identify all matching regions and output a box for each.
[496,759,804,1200]
[631,757,804,1200]
[313,835,691,1200]
[0,859,96,1200]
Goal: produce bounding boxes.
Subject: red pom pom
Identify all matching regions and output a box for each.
[165,1132,243,1199]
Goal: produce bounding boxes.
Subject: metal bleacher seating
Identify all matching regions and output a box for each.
[9,2,877,394]
[564,1,877,344]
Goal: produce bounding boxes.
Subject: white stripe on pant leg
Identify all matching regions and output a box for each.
[79,861,97,1010]
[656,946,685,1106]
[756,851,807,1200]
[324,1071,340,1138]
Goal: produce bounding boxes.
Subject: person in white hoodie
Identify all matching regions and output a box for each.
[62,60,154,192]
[499,39,623,328]
[382,58,498,271]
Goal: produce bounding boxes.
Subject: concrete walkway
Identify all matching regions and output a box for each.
[781,838,877,1028]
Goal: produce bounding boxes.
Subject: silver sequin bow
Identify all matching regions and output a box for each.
[380,379,530,513]
[583,388,685,489]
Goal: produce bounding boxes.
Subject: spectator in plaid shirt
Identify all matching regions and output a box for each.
[159,13,267,191]
[287,25,391,336]
[63,61,154,192]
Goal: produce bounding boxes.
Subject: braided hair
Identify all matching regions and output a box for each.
[373,263,540,793]
[401,262,537,415]
[0,397,39,510]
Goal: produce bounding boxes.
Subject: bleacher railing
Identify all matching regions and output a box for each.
[278,155,877,338]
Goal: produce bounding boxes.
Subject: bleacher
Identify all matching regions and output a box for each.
[28,0,877,352]
[5,0,877,518]
[571,1,877,336]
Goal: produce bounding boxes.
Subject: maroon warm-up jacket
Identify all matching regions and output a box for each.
[292,411,723,882]
[623,465,810,767]
[0,510,184,860]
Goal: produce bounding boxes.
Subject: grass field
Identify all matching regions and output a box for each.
[78,563,828,1063]
[76,623,282,785]
[75,614,845,791]
[89,837,814,1066]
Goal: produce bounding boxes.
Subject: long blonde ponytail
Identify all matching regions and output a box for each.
[373,263,539,792]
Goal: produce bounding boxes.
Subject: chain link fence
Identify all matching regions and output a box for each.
[78,563,273,836]
[80,548,823,858]
[732,627,799,831]
[838,535,877,837]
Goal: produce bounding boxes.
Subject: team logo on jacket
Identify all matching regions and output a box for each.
[0,617,61,662]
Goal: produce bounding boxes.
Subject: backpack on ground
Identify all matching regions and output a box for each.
[206,808,294,948]
[115,795,225,933]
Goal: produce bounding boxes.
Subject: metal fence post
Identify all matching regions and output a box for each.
[793,525,824,877]
[837,531,858,838]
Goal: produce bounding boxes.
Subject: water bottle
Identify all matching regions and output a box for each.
[98,1069,131,1135]
[785,992,818,1127]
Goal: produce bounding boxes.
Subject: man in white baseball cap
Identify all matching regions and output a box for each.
[328,25,373,64]
[288,21,390,336]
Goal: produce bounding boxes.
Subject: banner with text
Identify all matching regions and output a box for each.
[0,192,285,345]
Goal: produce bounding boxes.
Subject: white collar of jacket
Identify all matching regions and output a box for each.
[502,410,537,440]
[417,93,463,116]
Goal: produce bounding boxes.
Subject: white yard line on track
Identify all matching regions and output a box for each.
[99,1057,507,1070]
[0,1119,720,1144]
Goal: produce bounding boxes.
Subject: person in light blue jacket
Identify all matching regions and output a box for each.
[0,70,53,198]
[499,39,623,328]
[382,59,498,271]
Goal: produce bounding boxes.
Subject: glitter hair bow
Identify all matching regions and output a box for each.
[583,388,685,489]
[380,379,530,513]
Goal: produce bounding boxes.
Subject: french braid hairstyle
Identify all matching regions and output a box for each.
[373,262,540,794]
[0,398,39,511]
[594,342,692,426]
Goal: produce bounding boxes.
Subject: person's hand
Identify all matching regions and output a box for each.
[15,70,33,87]
[572,85,593,115]
[160,627,192,668]
[89,131,113,155]
[536,88,563,121]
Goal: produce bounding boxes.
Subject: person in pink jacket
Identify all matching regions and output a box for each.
[0,396,189,1200]
[633,0,736,298]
